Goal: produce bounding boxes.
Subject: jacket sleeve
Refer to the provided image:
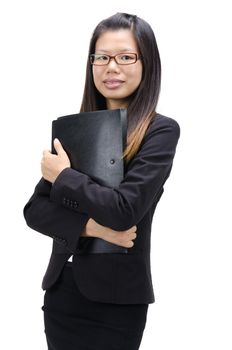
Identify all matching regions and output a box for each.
[49,116,180,231]
[23,177,89,253]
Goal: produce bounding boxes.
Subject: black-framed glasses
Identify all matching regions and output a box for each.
[89,53,142,66]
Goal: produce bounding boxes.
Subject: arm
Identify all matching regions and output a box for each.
[49,117,180,231]
[23,178,137,252]
[82,218,137,248]
[23,177,89,253]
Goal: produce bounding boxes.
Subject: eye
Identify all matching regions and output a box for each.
[119,54,135,61]
[95,55,108,61]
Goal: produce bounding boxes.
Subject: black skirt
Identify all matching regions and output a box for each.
[42,262,149,350]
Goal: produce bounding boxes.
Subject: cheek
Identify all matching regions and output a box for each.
[92,67,102,88]
[127,67,142,88]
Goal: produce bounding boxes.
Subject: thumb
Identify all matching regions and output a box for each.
[53,138,65,155]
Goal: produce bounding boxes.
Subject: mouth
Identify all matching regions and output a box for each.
[103,79,125,89]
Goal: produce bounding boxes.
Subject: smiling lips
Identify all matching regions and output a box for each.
[103,79,125,89]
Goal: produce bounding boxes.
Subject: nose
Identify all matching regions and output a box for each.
[107,57,120,72]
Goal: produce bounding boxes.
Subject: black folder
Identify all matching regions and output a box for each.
[52,108,128,254]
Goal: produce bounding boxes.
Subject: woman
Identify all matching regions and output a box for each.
[24,12,180,350]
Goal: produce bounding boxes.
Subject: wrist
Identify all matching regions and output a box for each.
[86,218,105,239]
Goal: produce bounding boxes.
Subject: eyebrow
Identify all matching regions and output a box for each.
[95,49,136,53]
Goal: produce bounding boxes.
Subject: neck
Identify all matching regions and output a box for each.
[106,98,128,110]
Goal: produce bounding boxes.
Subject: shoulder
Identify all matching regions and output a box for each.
[148,113,180,135]
[145,113,180,137]
[125,113,180,169]
[140,112,181,148]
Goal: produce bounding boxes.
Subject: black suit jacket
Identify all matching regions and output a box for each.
[23,113,180,304]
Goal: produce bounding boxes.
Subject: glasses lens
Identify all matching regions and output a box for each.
[90,54,109,65]
[90,53,138,65]
[116,53,137,64]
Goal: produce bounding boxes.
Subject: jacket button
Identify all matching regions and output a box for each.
[110,159,115,164]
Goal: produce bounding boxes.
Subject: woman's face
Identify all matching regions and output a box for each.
[92,29,143,109]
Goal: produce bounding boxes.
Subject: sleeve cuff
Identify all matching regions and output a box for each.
[50,167,87,212]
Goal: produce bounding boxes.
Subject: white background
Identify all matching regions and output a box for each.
[0,0,231,349]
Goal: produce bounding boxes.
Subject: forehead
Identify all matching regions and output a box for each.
[95,29,139,53]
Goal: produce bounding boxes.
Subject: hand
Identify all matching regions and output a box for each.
[81,218,137,248]
[41,138,71,183]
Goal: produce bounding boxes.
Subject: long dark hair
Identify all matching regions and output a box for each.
[80,12,161,163]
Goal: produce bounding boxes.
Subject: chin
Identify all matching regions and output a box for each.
[101,88,132,100]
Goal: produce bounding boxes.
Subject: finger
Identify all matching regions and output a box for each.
[127,232,137,241]
[53,138,65,155]
[43,149,51,156]
[121,232,135,242]
[126,226,137,233]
